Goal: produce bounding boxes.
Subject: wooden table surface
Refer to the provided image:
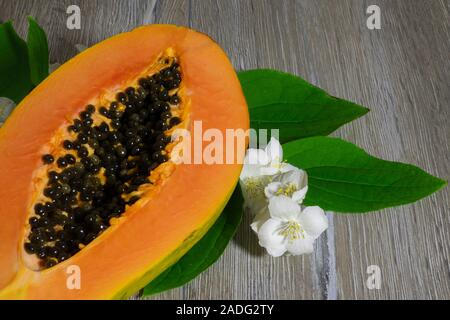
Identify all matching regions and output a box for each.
[1,0,449,300]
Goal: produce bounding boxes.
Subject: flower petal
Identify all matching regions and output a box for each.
[240,163,263,179]
[279,163,297,173]
[299,206,328,239]
[265,137,283,163]
[265,245,287,257]
[257,218,285,248]
[281,168,307,188]
[292,186,308,203]
[240,175,271,213]
[264,182,282,198]
[259,166,280,176]
[285,234,315,255]
[268,195,301,221]
[244,148,270,166]
[250,207,270,233]
[279,169,298,184]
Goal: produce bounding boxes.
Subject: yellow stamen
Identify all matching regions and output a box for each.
[275,183,298,197]
[279,220,305,241]
[243,177,267,200]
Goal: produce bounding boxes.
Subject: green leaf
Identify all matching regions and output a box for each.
[27,17,49,85]
[0,21,33,103]
[238,69,369,143]
[143,186,244,296]
[284,136,447,212]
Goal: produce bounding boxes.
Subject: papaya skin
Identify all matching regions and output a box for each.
[0,25,249,299]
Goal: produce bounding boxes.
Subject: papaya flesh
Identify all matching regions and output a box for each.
[0,25,249,299]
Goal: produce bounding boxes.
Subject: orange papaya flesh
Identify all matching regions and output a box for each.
[0,25,249,299]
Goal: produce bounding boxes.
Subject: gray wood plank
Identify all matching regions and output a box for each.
[329,0,450,299]
[0,0,448,299]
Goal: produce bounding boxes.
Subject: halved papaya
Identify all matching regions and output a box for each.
[0,25,249,299]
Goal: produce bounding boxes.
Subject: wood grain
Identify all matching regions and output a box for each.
[0,0,448,299]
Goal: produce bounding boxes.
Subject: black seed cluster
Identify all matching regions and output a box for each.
[26,62,182,269]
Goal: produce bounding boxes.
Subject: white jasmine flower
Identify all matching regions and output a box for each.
[264,168,308,204]
[259,137,297,176]
[239,149,271,212]
[250,206,270,233]
[240,137,295,211]
[256,195,328,257]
